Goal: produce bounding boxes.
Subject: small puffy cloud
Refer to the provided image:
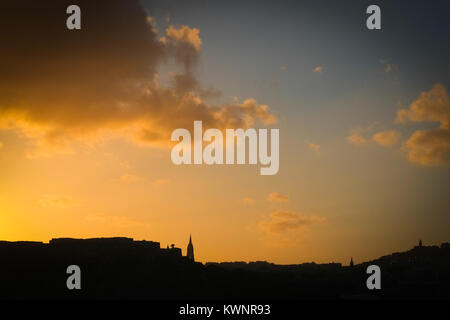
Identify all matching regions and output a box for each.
[396,84,450,128]
[349,126,400,148]
[372,130,401,147]
[39,195,79,209]
[258,210,326,234]
[146,16,156,27]
[235,98,278,126]
[397,84,450,166]
[405,128,450,166]
[241,197,255,206]
[313,66,324,74]
[165,25,202,51]
[347,130,367,145]
[267,192,289,203]
[306,142,320,152]
[367,121,380,131]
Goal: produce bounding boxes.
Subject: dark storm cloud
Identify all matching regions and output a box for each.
[0,0,276,156]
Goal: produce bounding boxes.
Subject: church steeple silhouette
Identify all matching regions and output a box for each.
[187,234,194,261]
[349,257,354,267]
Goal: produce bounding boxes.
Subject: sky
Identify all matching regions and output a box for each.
[0,0,449,264]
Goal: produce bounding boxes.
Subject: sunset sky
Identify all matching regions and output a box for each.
[0,0,449,264]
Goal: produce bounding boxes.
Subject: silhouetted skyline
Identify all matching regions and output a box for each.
[0,235,449,299]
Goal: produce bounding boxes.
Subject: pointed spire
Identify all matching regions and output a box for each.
[350,257,354,267]
[187,233,194,261]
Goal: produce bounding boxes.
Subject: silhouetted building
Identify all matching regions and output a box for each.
[160,243,182,257]
[419,239,422,247]
[349,257,354,267]
[187,235,194,261]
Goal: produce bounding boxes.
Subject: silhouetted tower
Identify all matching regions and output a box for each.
[350,257,354,267]
[187,235,194,261]
[419,239,422,247]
